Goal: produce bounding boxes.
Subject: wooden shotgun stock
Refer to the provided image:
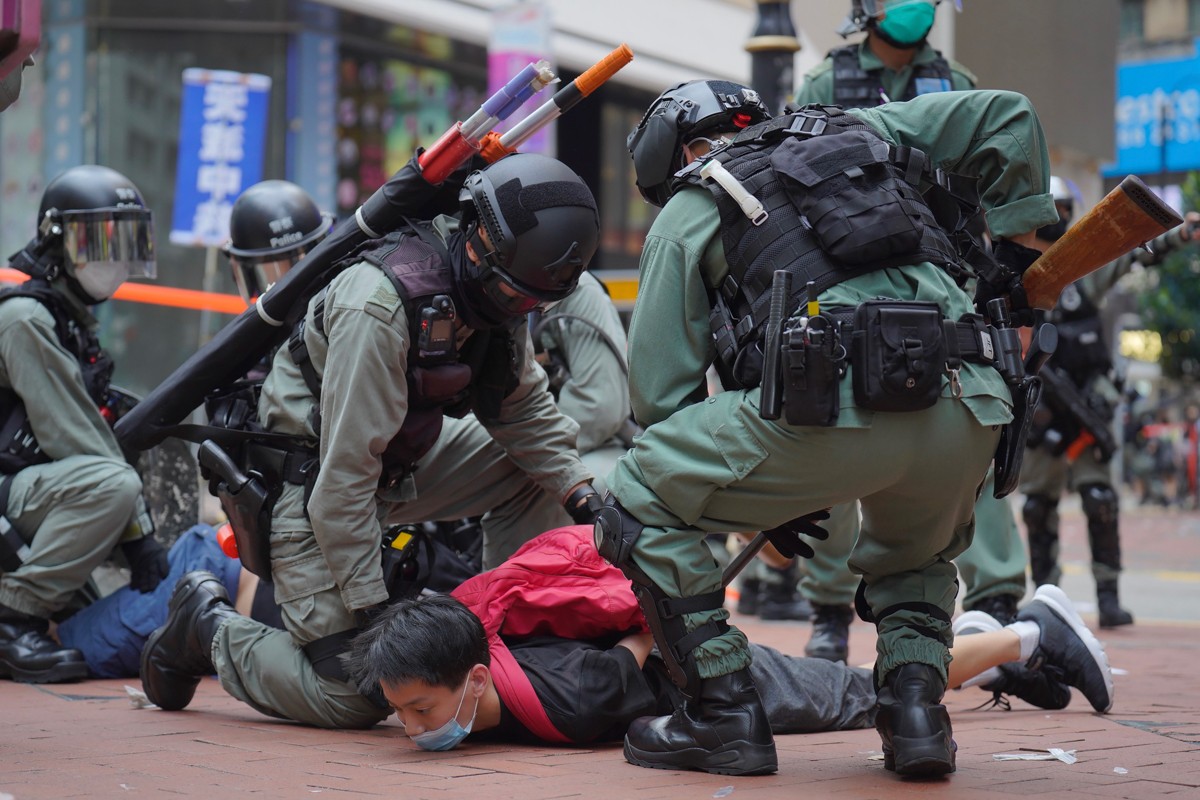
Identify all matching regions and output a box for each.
[1022,175,1184,310]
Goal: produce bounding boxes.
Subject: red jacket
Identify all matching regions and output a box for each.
[451,525,648,742]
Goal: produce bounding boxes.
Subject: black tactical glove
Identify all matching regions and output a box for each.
[565,484,604,526]
[975,238,1043,327]
[120,535,170,593]
[761,509,832,560]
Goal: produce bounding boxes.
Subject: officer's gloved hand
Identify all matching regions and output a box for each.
[354,603,388,631]
[121,536,170,593]
[565,484,604,526]
[761,509,832,560]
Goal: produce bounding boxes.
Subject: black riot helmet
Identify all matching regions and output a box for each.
[627,79,770,208]
[456,153,599,328]
[28,165,156,302]
[225,180,333,304]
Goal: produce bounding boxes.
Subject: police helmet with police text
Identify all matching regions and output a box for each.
[225,180,333,304]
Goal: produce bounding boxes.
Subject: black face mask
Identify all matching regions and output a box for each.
[449,230,521,331]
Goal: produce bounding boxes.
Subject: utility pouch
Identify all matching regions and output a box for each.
[771,130,924,265]
[852,300,945,412]
[198,440,273,579]
[781,316,842,426]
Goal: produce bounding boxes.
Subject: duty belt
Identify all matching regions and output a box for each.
[245,442,317,486]
[823,307,1001,369]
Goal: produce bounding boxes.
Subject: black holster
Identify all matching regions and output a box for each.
[198,440,274,579]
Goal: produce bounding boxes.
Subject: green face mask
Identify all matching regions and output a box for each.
[876,1,936,47]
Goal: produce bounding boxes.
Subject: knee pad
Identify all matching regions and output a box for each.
[593,494,644,568]
[1080,484,1118,527]
[1022,494,1059,539]
[593,494,726,698]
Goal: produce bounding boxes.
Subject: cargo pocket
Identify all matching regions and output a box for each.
[270,527,336,605]
[704,395,769,486]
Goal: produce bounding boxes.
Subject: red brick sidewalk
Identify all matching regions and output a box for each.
[3,505,1199,798]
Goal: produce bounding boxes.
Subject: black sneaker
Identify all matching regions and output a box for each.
[952,610,1072,711]
[1016,585,1114,713]
[805,604,853,662]
[965,593,1020,626]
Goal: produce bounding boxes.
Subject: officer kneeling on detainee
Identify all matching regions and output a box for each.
[140,153,604,730]
[597,85,1060,777]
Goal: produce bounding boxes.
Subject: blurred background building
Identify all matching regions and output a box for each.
[0,0,1196,397]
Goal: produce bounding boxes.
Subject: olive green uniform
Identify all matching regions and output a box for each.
[793,40,1025,612]
[211,221,589,728]
[793,41,976,108]
[0,291,143,619]
[534,271,631,494]
[608,90,1056,684]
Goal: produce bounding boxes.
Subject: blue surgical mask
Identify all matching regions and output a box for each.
[876,0,937,47]
[409,678,478,751]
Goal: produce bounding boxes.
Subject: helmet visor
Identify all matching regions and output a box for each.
[61,207,156,280]
[477,267,559,316]
[228,249,303,305]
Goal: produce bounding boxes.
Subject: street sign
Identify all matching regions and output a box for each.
[1104,39,1200,178]
[170,68,271,247]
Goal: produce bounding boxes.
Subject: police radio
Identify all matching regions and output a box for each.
[417,295,457,363]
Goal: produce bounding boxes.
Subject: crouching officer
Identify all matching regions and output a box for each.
[0,165,167,683]
[140,153,604,729]
[597,85,1059,777]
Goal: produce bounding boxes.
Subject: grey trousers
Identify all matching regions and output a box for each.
[749,643,876,734]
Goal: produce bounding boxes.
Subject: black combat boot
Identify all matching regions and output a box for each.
[758,564,812,621]
[1096,581,1134,629]
[805,604,854,662]
[0,603,88,684]
[141,571,238,711]
[964,593,1020,626]
[875,663,956,776]
[623,667,777,776]
[736,577,761,616]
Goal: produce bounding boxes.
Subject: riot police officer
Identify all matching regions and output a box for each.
[794,0,974,109]
[0,165,167,683]
[600,83,1058,777]
[793,0,1026,663]
[224,180,333,306]
[1021,178,1199,628]
[140,153,604,729]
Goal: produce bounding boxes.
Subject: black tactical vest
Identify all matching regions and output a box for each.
[300,227,522,473]
[1049,282,1111,384]
[830,45,955,108]
[673,107,978,387]
[0,280,114,472]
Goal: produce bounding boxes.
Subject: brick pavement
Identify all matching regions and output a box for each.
[2,505,1199,799]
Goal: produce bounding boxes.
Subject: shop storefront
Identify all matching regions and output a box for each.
[0,0,659,393]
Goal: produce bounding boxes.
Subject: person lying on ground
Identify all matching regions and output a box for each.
[340,526,1113,749]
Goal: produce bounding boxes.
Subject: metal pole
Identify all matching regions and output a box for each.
[745,0,801,115]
